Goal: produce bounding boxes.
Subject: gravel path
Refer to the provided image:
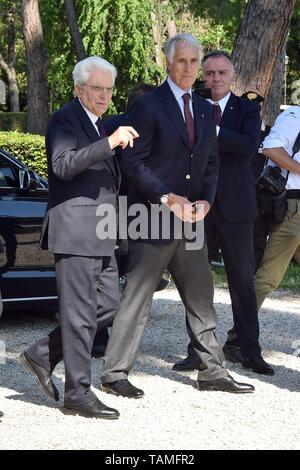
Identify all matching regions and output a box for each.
[0,287,299,450]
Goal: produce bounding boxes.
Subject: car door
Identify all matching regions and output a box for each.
[0,149,57,309]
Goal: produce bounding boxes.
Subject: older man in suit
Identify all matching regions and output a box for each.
[19,56,138,419]
[100,34,254,398]
[173,50,274,375]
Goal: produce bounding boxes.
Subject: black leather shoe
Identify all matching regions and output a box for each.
[62,398,119,419]
[197,374,254,393]
[91,343,107,358]
[156,276,170,292]
[242,356,275,376]
[19,351,59,401]
[223,341,242,363]
[101,379,144,398]
[172,356,199,372]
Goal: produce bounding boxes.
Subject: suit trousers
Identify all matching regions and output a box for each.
[254,199,300,310]
[205,200,261,358]
[26,253,120,406]
[101,239,227,384]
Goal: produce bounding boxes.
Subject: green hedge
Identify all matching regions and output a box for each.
[0,131,47,179]
[0,114,119,180]
[0,112,28,132]
[0,112,115,133]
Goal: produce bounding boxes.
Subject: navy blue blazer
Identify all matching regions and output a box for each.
[121,80,219,241]
[216,92,261,222]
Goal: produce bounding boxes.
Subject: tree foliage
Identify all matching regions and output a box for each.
[287,1,300,103]
[39,0,75,111]
[0,0,25,111]
[77,0,160,111]
[189,0,247,50]
[0,0,298,118]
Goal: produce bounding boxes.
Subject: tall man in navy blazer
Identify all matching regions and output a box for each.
[100,35,254,398]
[173,51,274,375]
[19,57,138,419]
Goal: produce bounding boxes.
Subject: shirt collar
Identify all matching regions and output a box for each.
[207,91,231,114]
[167,77,193,102]
[78,98,100,126]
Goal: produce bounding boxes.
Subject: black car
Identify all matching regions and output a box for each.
[0,148,169,313]
[0,147,57,312]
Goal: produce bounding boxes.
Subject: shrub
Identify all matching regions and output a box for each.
[0,131,47,179]
[0,112,28,132]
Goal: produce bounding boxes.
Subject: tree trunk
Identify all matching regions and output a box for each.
[64,0,86,61]
[263,47,286,127]
[151,3,164,69]
[151,0,177,71]
[22,0,48,135]
[232,0,296,123]
[0,1,20,111]
[7,65,19,112]
[166,20,177,38]
[0,52,19,112]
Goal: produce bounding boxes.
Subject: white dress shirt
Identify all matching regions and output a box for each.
[263,106,300,190]
[79,98,101,135]
[167,77,194,120]
[207,92,231,135]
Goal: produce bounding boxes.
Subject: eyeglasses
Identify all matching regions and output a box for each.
[81,84,114,94]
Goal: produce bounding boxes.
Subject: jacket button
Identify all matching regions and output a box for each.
[186,174,191,180]
[190,154,193,158]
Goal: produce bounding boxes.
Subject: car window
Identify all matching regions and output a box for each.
[0,156,18,187]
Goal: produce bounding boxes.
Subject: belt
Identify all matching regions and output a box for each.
[286,189,300,199]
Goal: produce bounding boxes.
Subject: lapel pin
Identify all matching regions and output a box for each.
[230,106,234,110]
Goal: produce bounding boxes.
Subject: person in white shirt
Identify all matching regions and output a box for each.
[254,106,300,308]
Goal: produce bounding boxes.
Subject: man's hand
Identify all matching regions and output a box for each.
[164,194,211,222]
[166,193,195,223]
[192,200,211,221]
[108,126,139,150]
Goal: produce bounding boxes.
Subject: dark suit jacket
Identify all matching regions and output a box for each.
[104,113,130,196]
[216,92,261,222]
[104,113,127,135]
[121,80,219,241]
[40,97,121,256]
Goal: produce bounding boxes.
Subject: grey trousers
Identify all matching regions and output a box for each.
[101,240,227,384]
[26,254,120,406]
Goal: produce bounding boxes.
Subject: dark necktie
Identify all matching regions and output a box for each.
[95,117,107,139]
[96,116,118,179]
[182,93,195,150]
[214,103,222,126]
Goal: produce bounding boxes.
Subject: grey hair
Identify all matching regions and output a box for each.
[72,56,117,85]
[164,33,203,63]
[202,50,235,73]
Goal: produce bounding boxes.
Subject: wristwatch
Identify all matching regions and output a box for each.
[160,194,169,205]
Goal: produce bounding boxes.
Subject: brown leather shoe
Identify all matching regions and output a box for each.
[197,374,254,393]
[62,398,119,419]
